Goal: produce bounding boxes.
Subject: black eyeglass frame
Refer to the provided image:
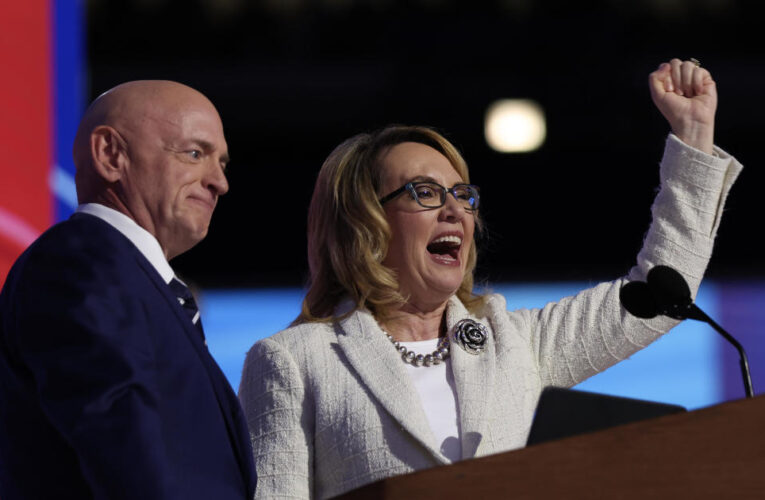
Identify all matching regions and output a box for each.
[379,181,480,211]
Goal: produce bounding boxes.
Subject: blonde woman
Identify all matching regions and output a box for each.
[239,59,742,499]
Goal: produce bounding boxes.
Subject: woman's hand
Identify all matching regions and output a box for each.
[649,58,716,154]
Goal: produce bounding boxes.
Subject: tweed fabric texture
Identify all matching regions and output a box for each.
[239,135,742,499]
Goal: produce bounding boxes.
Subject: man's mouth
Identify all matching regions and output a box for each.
[426,234,462,262]
[188,195,215,211]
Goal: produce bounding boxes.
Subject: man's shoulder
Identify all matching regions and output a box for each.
[1,213,170,332]
[22,214,135,262]
[3,214,149,297]
[41,212,121,243]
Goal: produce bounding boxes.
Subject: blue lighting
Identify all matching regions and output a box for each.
[53,0,86,222]
[201,288,305,392]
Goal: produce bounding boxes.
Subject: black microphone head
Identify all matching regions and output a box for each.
[647,265,692,307]
[619,281,659,319]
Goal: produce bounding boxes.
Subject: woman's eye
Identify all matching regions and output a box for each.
[415,186,436,198]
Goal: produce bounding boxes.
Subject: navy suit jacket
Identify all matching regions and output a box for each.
[0,213,256,499]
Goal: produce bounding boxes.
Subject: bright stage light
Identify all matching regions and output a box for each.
[484,99,546,153]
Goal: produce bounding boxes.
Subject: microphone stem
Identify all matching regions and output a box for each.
[688,304,755,398]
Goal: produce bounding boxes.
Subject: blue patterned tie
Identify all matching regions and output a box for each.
[168,278,205,341]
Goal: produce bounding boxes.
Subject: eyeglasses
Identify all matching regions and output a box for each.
[379,181,480,211]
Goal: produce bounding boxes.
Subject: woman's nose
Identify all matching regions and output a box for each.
[439,193,465,221]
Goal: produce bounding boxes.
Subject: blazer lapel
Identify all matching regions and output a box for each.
[446,296,496,460]
[335,307,449,464]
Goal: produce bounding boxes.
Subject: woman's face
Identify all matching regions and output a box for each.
[379,142,475,310]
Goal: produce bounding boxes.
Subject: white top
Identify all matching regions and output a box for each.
[76,203,175,284]
[399,338,461,462]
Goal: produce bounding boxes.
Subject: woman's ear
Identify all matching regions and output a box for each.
[90,125,128,183]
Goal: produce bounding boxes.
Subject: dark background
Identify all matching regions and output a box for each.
[86,0,764,288]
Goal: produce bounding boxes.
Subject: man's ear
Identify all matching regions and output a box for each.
[90,125,128,183]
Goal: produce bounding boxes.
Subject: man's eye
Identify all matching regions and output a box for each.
[187,150,202,159]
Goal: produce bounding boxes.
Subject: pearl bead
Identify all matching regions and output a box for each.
[384,329,450,368]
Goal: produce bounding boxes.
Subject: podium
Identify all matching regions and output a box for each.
[337,395,765,498]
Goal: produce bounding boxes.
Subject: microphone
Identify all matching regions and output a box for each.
[620,265,754,398]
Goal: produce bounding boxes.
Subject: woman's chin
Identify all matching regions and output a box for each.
[419,278,464,304]
[398,264,466,308]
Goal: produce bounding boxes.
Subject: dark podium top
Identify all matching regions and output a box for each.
[337,395,765,499]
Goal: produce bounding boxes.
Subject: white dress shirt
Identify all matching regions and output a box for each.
[76,203,175,284]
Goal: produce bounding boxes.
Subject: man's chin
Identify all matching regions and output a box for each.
[188,226,210,247]
[166,224,210,260]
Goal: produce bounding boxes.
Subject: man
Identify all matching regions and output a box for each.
[0,81,256,499]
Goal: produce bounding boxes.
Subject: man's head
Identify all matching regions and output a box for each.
[73,80,229,260]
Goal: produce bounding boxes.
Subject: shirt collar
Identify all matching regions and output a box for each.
[76,203,175,284]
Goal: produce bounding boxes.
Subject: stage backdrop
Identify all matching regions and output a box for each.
[1,0,760,412]
[0,0,83,285]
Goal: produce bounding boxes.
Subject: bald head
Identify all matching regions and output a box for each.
[73,81,216,179]
[73,80,230,259]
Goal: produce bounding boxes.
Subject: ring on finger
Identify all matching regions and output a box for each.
[690,57,701,67]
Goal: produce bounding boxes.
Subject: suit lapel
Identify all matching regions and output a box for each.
[335,308,449,464]
[446,296,496,460]
[131,244,256,495]
[71,213,256,494]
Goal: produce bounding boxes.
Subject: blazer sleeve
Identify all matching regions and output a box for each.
[239,338,314,499]
[522,135,743,386]
[5,242,174,498]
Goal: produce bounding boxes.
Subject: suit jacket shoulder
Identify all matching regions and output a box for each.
[0,213,255,500]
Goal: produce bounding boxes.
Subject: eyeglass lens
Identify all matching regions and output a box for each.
[411,183,478,209]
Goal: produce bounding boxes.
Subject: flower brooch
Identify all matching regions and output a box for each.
[453,318,489,355]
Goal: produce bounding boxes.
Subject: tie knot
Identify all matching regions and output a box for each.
[168,278,204,339]
[169,277,194,302]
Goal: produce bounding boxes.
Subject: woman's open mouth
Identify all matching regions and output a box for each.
[426,234,462,266]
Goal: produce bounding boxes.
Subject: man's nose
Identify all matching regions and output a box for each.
[205,160,229,196]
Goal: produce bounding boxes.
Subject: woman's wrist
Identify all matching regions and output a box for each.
[673,120,714,155]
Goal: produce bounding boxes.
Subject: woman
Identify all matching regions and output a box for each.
[239,59,743,498]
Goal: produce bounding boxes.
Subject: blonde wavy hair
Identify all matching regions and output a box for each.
[294,125,485,324]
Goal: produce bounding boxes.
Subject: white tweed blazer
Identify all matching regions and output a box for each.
[239,135,742,499]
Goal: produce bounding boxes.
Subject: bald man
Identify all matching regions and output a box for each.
[0,81,256,499]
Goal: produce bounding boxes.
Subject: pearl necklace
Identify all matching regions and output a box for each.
[385,332,450,367]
